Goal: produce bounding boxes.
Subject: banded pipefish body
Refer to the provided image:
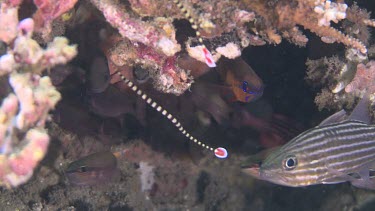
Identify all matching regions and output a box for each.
[242,95,375,190]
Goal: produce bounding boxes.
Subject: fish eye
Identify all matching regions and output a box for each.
[133,65,150,83]
[79,166,87,172]
[283,156,297,170]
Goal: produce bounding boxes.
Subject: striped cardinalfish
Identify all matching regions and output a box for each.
[242,95,375,190]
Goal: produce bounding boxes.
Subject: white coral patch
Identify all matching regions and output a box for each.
[314,0,347,27]
[157,37,181,57]
[216,42,241,59]
[138,162,155,192]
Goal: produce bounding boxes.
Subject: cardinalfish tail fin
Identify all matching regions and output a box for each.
[116,71,228,159]
[173,0,216,68]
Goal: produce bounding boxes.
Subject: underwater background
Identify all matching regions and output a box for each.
[1,0,375,210]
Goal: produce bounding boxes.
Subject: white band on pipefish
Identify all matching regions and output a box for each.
[116,71,228,159]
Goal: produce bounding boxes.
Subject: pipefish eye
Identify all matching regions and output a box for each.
[283,156,297,170]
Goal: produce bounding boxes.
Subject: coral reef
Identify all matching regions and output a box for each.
[1,0,375,209]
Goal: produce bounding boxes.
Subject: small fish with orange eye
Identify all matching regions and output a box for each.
[217,58,264,103]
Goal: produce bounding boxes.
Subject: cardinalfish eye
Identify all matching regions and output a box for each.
[79,166,87,173]
[283,155,298,170]
[115,71,228,159]
[240,81,264,102]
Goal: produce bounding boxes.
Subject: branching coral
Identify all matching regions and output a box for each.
[0,1,77,187]
[86,0,375,95]
[124,0,374,53]
[240,0,373,53]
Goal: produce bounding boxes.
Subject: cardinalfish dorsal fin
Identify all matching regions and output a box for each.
[173,0,216,68]
[318,109,348,127]
[319,94,373,126]
[348,93,371,124]
[116,71,228,159]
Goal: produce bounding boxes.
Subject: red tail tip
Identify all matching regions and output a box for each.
[214,147,228,159]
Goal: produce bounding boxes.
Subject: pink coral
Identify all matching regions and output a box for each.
[0,15,77,188]
[345,61,375,95]
[32,0,78,42]
[8,129,49,176]
[33,0,78,25]
[90,0,180,57]
[0,2,19,43]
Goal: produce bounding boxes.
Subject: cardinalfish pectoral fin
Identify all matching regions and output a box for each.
[218,58,264,103]
[65,151,120,186]
[348,160,375,190]
[322,161,375,190]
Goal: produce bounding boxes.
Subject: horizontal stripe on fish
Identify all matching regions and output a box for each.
[284,124,366,152]
[285,120,369,148]
[283,121,375,153]
[282,122,351,148]
[328,150,375,171]
[292,149,375,176]
[306,132,375,157]
[287,134,375,170]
